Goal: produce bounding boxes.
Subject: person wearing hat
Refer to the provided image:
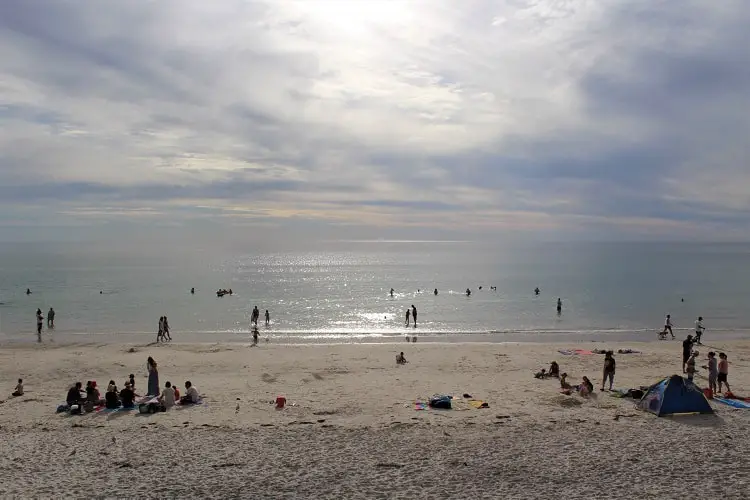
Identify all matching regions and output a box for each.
[682,335,694,373]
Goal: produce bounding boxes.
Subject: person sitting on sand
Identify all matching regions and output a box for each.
[549,361,560,378]
[119,382,136,409]
[66,382,85,406]
[560,373,571,390]
[86,381,104,405]
[534,368,547,379]
[105,383,120,409]
[396,352,408,365]
[12,378,24,397]
[578,376,594,397]
[159,381,176,409]
[180,381,199,405]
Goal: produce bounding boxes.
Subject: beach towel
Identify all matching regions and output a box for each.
[558,349,594,356]
[415,401,428,410]
[468,400,489,409]
[714,397,750,409]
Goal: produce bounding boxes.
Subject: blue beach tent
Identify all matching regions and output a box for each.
[636,375,713,416]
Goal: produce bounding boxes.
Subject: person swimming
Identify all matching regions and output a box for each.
[434,288,438,295]
[534,287,540,296]
[466,288,471,296]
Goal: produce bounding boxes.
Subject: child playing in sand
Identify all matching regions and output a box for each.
[578,376,594,397]
[534,368,547,379]
[548,361,560,378]
[396,352,407,365]
[718,353,730,393]
[12,378,23,397]
[560,373,571,390]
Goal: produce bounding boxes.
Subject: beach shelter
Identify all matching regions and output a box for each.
[636,375,713,416]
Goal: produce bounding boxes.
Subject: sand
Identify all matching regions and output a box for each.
[0,338,748,499]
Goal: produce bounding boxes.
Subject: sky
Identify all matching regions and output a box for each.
[1,0,749,244]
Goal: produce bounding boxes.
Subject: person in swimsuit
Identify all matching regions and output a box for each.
[411,305,417,328]
[405,309,411,327]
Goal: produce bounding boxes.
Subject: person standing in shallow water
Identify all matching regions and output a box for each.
[411,305,417,328]
[556,298,562,314]
[47,307,55,328]
[265,310,270,326]
[405,309,410,327]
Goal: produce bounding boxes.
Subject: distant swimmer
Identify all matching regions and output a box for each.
[490,286,497,291]
[556,298,562,314]
[405,308,411,327]
[479,286,483,290]
[26,288,31,295]
[390,288,394,297]
[191,287,195,294]
[411,305,417,328]
[434,288,438,296]
[466,288,471,297]
[534,287,540,296]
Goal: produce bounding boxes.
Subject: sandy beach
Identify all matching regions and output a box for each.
[1,339,748,499]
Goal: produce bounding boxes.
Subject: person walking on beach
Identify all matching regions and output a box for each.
[718,353,730,393]
[663,314,674,339]
[252,327,259,346]
[411,305,417,328]
[556,298,562,314]
[157,316,164,343]
[601,351,616,391]
[163,316,171,341]
[265,310,270,326]
[694,316,705,345]
[682,335,694,373]
[405,308,411,327]
[147,356,159,397]
[47,307,55,328]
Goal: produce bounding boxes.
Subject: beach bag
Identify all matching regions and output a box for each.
[429,395,452,409]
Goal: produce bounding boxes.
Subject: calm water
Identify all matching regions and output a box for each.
[1,241,749,343]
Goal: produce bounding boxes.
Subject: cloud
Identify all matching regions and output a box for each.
[1,0,749,241]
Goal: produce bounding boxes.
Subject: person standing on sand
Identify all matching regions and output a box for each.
[718,353,730,393]
[265,310,270,326]
[686,351,698,382]
[411,305,417,328]
[252,327,259,345]
[706,352,718,395]
[682,335,694,373]
[601,351,616,391]
[147,356,159,397]
[695,316,705,345]
[405,309,411,327]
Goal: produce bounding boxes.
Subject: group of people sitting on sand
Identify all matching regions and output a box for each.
[534,359,599,397]
[62,377,200,413]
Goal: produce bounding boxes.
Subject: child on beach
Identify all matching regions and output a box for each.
[706,352,718,395]
[396,352,407,364]
[686,351,698,381]
[12,378,23,397]
[718,353,730,393]
[578,376,594,397]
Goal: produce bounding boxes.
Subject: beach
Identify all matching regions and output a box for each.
[1,339,748,499]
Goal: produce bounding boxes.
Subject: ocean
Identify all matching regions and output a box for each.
[1,240,749,343]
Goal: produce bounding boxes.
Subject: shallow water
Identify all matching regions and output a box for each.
[1,241,749,343]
